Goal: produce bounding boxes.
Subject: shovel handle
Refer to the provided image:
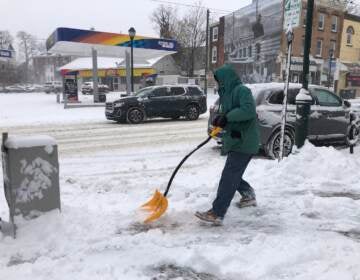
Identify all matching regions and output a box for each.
[163,127,221,197]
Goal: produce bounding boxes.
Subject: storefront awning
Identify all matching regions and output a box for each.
[46,27,177,60]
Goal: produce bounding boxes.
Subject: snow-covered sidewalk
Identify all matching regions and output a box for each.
[1,139,360,279]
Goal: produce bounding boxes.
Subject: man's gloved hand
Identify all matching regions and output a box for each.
[212,114,227,128]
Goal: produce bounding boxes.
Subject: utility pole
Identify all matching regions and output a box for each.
[204,9,210,95]
[295,0,314,148]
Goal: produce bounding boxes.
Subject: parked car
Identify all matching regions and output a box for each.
[2,85,25,93]
[208,83,359,159]
[81,82,110,94]
[44,81,62,93]
[105,85,207,124]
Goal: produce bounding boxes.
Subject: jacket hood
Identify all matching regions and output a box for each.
[214,64,242,96]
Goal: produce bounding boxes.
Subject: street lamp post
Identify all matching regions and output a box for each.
[295,0,314,149]
[328,49,334,89]
[128,27,136,93]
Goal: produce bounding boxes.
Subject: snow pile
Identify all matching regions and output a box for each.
[0,139,360,279]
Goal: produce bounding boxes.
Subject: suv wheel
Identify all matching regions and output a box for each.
[266,129,294,160]
[127,108,144,124]
[185,105,199,121]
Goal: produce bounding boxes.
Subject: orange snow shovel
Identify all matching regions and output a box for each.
[141,126,223,223]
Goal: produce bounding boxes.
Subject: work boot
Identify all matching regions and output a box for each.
[195,209,223,226]
[236,197,257,208]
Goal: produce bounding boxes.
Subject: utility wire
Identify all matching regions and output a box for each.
[150,0,232,14]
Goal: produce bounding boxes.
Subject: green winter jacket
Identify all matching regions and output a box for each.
[214,64,260,155]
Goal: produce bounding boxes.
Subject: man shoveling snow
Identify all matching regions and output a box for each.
[195,64,260,225]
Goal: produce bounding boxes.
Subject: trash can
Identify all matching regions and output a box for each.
[1,133,60,237]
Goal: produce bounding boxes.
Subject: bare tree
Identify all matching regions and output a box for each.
[175,1,207,77]
[0,31,17,88]
[16,31,38,82]
[0,30,14,46]
[347,0,360,14]
[150,4,178,39]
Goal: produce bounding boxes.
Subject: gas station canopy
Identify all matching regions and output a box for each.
[46,27,177,59]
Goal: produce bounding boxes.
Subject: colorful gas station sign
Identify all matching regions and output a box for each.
[46,28,177,59]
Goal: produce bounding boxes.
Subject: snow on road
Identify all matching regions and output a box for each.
[0,93,360,280]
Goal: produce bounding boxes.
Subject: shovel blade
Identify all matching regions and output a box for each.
[141,190,168,223]
[141,189,162,210]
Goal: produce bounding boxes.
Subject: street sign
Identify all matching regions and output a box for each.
[283,0,302,30]
[0,49,12,58]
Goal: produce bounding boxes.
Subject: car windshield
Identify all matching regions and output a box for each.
[135,87,154,97]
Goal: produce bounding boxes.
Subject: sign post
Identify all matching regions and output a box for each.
[279,0,301,160]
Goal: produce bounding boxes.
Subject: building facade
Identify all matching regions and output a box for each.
[337,13,360,98]
[280,0,345,86]
[210,0,347,87]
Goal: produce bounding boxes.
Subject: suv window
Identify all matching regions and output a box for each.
[268,88,299,105]
[187,86,203,96]
[152,87,171,97]
[171,87,185,96]
[311,88,342,106]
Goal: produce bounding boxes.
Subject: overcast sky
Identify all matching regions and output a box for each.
[1,0,251,42]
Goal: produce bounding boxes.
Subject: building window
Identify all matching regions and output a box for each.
[330,40,336,57]
[239,48,242,58]
[248,46,252,57]
[301,37,305,55]
[212,46,217,63]
[212,27,218,42]
[347,26,354,45]
[243,47,247,57]
[303,9,307,27]
[331,16,338,32]
[316,39,323,57]
[318,13,325,30]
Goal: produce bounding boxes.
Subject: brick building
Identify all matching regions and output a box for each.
[209,0,347,87]
[279,0,345,86]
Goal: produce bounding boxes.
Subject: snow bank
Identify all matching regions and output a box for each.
[0,122,359,279]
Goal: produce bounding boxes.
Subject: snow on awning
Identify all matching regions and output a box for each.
[46,28,177,60]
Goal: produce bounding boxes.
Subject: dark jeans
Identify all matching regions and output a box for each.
[212,151,255,217]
